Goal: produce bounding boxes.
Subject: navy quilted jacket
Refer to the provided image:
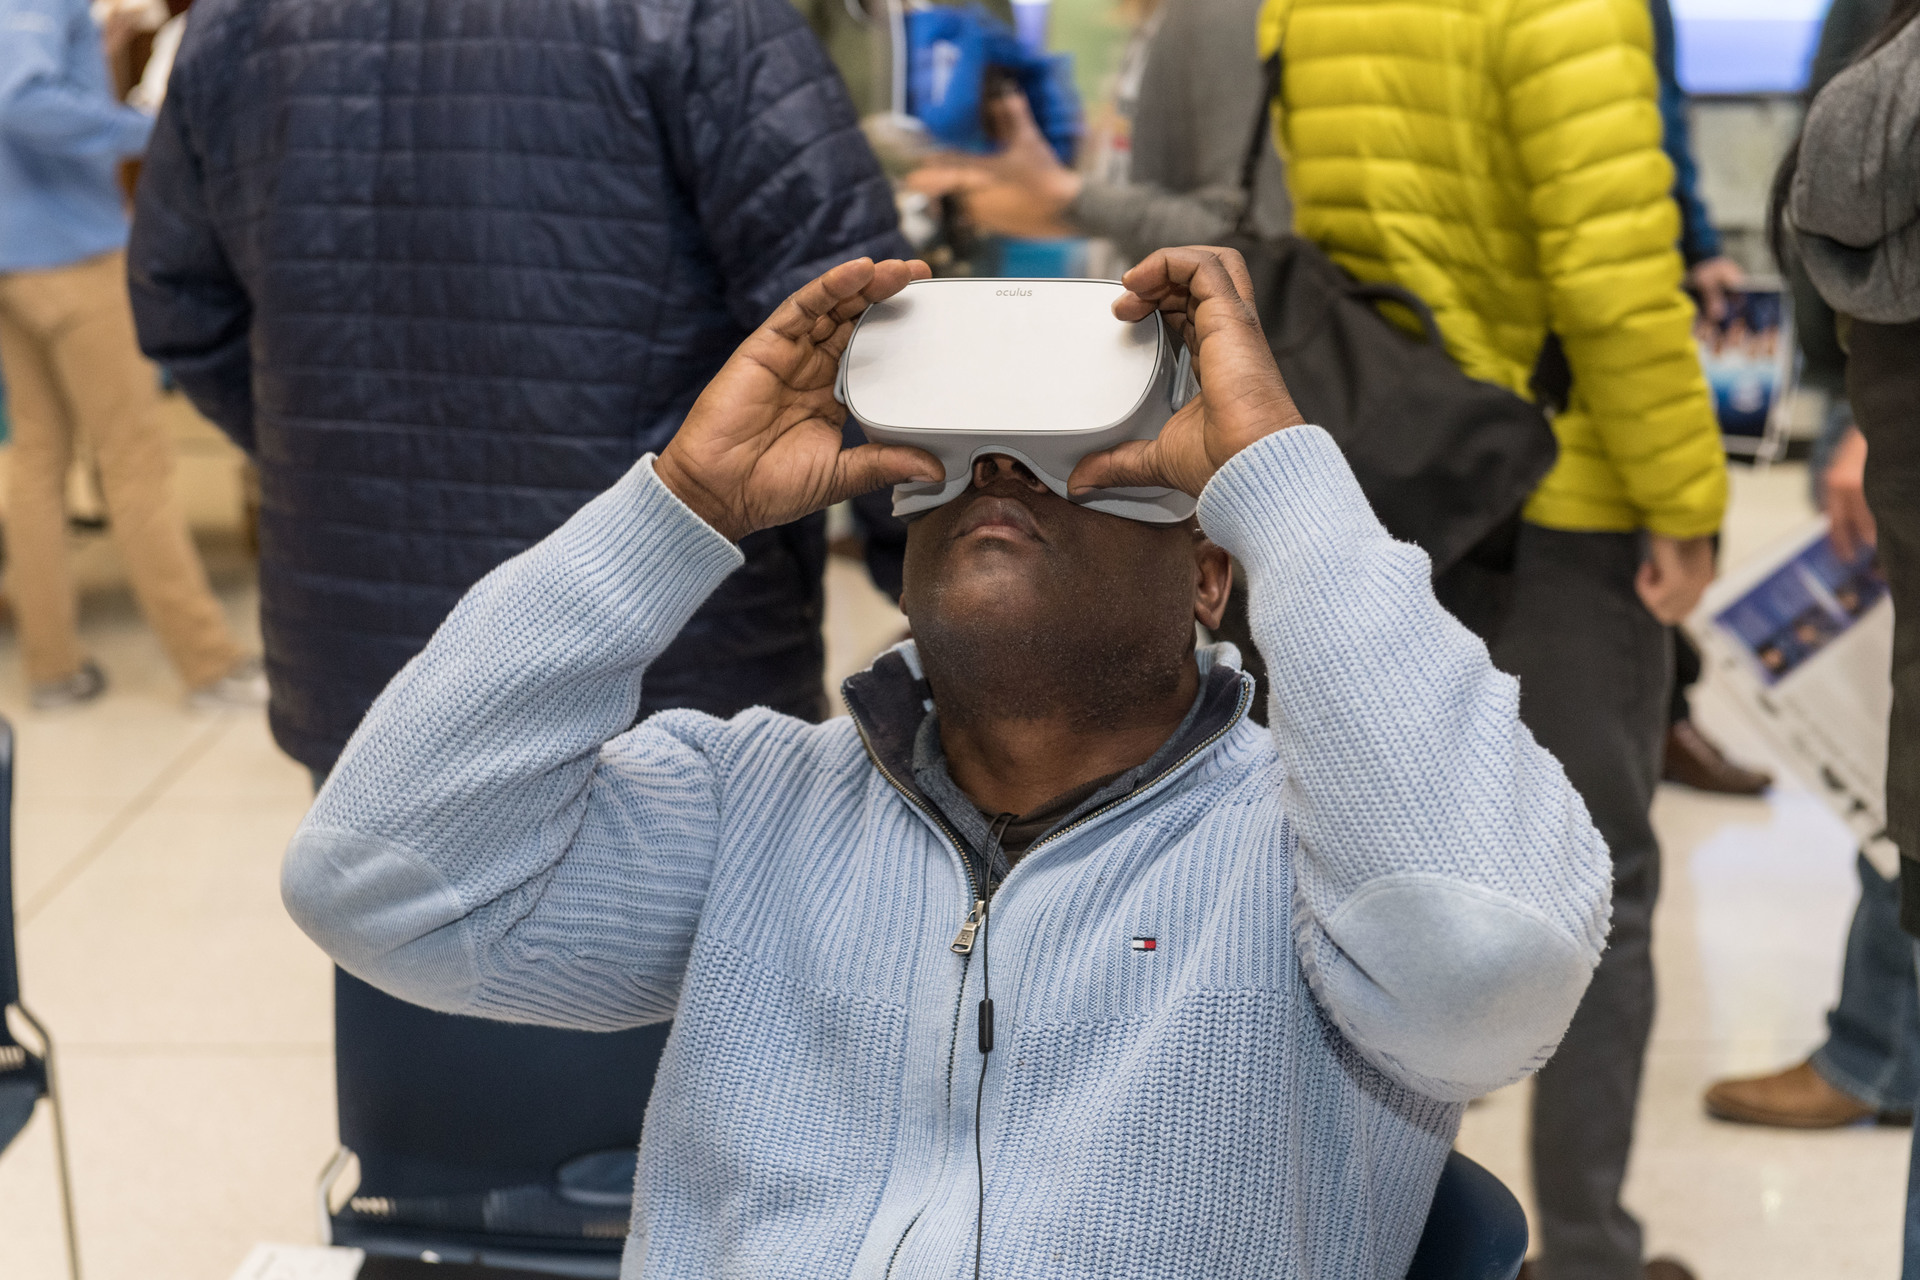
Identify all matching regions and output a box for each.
[128,0,907,771]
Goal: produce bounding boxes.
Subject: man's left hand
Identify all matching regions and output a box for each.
[1069,246,1305,499]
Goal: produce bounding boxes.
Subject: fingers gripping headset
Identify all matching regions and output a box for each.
[835,277,1202,524]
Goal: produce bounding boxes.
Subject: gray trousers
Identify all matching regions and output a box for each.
[1487,524,1672,1280]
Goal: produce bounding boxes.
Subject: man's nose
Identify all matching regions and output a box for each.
[971,453,1049,492]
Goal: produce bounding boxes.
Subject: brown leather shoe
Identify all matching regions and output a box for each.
[1645,1260,1697,1280]
[1662,719,1772,795]
[1518,1259,1697,1280]
[1703,1059,1899,1128]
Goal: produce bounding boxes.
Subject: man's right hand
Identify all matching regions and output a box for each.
[654,258,943,543]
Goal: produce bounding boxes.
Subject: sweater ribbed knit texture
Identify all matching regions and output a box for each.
[289,425,1612,1279]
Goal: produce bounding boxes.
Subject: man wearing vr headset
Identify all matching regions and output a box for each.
[284,246,1611,1277]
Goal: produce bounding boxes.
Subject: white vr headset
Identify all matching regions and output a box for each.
[835,278,1201,523]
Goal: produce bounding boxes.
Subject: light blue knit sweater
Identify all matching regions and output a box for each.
[285,426,1612,1280]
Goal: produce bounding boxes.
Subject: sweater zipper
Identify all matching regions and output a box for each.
[857,675,1249,1279]
[856,670,1250,939]
[853,724,984,1280]
[853,722,986,941]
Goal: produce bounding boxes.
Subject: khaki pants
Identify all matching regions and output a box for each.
[0,250,240,689]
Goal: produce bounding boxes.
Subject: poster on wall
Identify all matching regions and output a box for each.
[1694,282,1796,464]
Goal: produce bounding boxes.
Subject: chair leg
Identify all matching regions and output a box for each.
[315,1146,355,1246]
[16,1003,82,1280]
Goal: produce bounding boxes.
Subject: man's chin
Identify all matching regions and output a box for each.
[912,568,1057,640]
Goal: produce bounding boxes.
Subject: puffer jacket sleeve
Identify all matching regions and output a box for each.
[1499,0,1726,539]
[658,0,910,331]
[127,40,256,452]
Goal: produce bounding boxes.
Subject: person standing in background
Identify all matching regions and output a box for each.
[129,0,907,773]
[1257,0,1728,1275]
[1648,0,1776,797]
[126,0,911,1238]
[906,0,1290,267]
[1701,0,1917,1135]
[1782,3,1920,1267]
[0,0,263,710]
[1654,0,1746,324]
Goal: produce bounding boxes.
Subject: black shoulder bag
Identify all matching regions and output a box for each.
[1219,55,1558,577]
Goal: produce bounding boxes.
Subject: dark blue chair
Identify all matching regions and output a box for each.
[0,716,82,1280]
[1408,1151,1530,1280]
[320,971,670,1278]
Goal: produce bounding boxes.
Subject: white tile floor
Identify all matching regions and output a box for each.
[0,457,1902,1280]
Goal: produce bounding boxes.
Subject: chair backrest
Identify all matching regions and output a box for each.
[335,971,669,1199]
[1406,1151,1530,1280]
[331,972,670,1272]
[0,714,45,1154]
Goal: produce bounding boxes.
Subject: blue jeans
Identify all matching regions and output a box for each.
[1814,855,1920,1112]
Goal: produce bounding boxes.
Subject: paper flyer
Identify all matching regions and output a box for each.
[1689,518,1893,858]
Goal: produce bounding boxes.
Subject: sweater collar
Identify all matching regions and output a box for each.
[842,642,1253,880]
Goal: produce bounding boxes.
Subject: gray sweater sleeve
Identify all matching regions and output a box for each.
[281,458,754,1029]
[1199,427,1613,1101]
[1791,15,1920,323]
[1069,177,1249,262]
[1065,0,1289,263]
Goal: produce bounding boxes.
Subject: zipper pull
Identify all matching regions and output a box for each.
[950,899,987,955]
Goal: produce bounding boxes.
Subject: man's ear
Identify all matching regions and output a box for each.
[1192,536,1231,631]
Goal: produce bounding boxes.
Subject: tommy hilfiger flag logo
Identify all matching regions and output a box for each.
[1131,937,1157,952]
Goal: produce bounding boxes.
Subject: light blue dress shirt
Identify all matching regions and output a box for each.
[0,0,154,272]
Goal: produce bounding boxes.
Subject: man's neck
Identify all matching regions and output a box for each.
[933,660,1201,817]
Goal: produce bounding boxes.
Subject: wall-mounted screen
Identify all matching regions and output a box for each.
[1674,0,1827,94]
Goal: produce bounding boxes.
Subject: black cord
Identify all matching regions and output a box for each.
[974,891,991,1280]
[973,813,1012,1280]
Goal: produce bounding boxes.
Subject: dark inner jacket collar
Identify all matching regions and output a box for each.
[842,647,1251,892]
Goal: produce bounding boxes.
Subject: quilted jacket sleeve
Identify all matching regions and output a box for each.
[660,0,910,331]
[126,52,256,452]
[1499,0,1725,539]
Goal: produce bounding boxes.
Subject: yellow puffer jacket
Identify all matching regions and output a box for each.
[1256,0,1727,538]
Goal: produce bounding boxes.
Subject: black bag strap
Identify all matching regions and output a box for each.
[1231,44,1452,353]
[1233,52,1285,238]
[1348,282,1446,347]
